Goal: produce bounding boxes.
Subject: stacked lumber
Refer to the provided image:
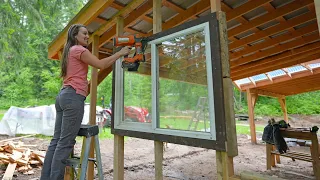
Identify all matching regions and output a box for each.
[0,140,46,179]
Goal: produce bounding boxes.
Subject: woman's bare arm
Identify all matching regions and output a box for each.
[80,47,130,69]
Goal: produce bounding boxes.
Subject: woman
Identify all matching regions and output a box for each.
[40,24,130,180]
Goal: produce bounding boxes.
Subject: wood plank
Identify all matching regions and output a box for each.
[231,33,319,67]
[162,0,185,14]
[230,23,318,60]
[228,0,314,37]
[233,51,320,81]
[48,0,114,59]
[2,163,17,180]
[153,1,163,179]
[162,0,210,31]
[99,0,153,46]
[113,16,125,180]
[229,11,316,51]
[90,0,147,45]
[231,42,320,80]
[226,0,272,22]
[247,89,257,144]
[216,151,229,180]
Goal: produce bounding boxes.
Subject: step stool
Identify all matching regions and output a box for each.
[64,125,103,180]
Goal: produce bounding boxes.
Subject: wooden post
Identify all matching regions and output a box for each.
[114,16,125,180]
[153,0,163,180]
[315,0,320,36]
[216,151,229,180]
[211,1,235,179]
[278,97,288,122]
[217,11,237,177]
[310,133,320,179]
[246,89,258,144]
[87,34,99,180]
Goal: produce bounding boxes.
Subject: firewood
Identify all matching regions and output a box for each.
[32,150,46,158]
[23,170,34,175]
[0,146,4,151]
[17,165,29,172]
[15,159,28,166]
[0,152,10,161]
[29,160,41,165]
[8,150,23,163]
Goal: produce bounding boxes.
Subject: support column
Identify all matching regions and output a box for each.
[278,97,288,122]
[246,89,258,144]
[114,16,125,180]
[314,0,320,35]
[211,1,236,179]
[153,0,163,180]
[87,34,99,180]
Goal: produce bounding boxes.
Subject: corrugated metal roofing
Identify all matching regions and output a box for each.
[286,65,307,73]
[251,74,267,82]
[267,69,286,78]
[235,78,251,85]
[309,63,320,69]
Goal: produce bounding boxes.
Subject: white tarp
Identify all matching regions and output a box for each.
[0,104,101,136]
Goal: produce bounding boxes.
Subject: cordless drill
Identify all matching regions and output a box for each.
[113,35,149,71]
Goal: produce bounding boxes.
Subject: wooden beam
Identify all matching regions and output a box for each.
[278,97,288,122]
[162,0,185,14]
[89,0,147,44]
[231,40,320,76]
[110,2,125,10]
[93,16,108,24]
[162,0,210,31]
[239,66,320,90]
[229,11,316,51]
[230,22,318,60]
[141,15,153,23]
[226,0,272,22]
[153,1,163,180]
[48,0,114,59]
[228,0,314,37]
[232,47,320,80]
[250,89,285,98]
[231,33,320,67]
[99,0,153,46]
[114,16,125,180]
[87,34,99,180]
[246,89,257,144]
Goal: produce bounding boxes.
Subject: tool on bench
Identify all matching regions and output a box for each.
[113,35,149,71]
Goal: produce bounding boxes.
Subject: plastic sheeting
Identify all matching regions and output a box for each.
[0,104,100,136]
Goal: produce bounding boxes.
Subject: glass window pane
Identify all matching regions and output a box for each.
[123,70,152,124]
[157,29,210,132]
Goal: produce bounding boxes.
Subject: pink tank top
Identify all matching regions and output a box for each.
[63,45,89,97]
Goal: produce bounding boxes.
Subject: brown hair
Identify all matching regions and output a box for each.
[60,24,86,78]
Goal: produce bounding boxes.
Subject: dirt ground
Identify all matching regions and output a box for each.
[0,114,319,180]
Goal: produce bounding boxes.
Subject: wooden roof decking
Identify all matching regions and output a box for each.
[48,0,320,94]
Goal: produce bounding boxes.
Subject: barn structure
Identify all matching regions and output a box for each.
[48,0,320,179]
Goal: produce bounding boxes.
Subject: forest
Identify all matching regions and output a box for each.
[1,0,320,116]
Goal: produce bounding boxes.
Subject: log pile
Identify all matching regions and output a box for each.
[0,140,46,179]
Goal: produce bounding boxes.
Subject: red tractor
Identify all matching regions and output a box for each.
[99,106,151,128]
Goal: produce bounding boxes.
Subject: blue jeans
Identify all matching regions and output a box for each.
[40,86,85,180]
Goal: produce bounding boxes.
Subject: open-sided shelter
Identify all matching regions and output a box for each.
[48,0,320,179]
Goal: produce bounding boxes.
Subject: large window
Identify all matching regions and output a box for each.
[112,12,226,150]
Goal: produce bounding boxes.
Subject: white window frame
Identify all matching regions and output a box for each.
[114,22,216,140]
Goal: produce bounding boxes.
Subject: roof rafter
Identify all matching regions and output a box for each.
[228,0,314,37]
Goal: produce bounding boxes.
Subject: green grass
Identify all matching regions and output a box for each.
[236,124,264,135]
[159,118,210,131]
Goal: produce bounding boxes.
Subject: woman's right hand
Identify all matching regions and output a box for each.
[118,46,131,57]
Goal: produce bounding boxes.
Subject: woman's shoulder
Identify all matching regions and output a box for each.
[70,45,87,51]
